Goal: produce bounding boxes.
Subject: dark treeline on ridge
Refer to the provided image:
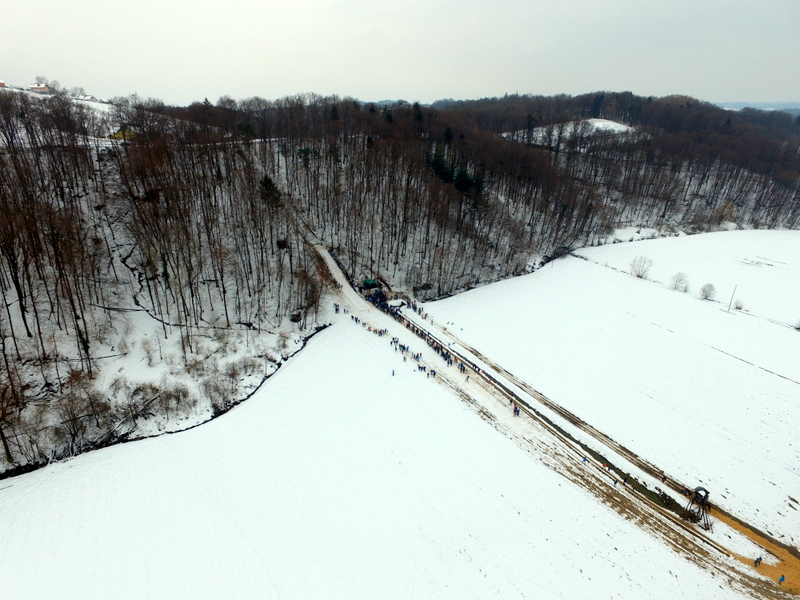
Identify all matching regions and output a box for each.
[0,87,798,471]
[435,92,800,178]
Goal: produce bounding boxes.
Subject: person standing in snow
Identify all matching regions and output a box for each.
[778,575,785,585]
[754,557,762,567]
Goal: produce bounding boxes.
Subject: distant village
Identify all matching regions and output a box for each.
[0,78,107,104]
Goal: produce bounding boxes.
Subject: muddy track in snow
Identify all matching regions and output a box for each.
[394,313,800,596]
[312,243,799,596]
[444,329,800,557]
[394,314,729,551]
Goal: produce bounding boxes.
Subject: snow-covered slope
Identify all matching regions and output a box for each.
[574,118,633,134]
[576,229,800,327]
[428,229,800,551]
[502,118,634,144]
[0,321,755,599]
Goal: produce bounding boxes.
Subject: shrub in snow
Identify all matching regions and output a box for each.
[700,283,716,300]
[154,380,195,418]
[142,338,157,366]
[224,362,242,393]
[670,272,689,293]
[733,299,744,311]
[277,331,291,358]
[630,256,653,279]
[203,378,230,415]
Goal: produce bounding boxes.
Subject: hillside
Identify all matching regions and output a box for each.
[426,229,800,552]
[0,86,799,477]
[0,293,768,600]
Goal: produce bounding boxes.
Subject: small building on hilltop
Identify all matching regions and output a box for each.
[29,83,51,94]
[0,80,6,89]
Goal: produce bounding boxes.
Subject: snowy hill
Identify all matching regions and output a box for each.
[502,118,634,144]
[0,321,761,599]
[1,231,791,598]
[2,89,799,476]
[427,229,800,553]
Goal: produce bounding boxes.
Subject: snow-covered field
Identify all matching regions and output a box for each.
[0,310,756,599]
[427,229,800,551]
[0,229,793,598]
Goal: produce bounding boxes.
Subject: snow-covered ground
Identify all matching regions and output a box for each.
[577,229,800,327]
[74,96,114,113]
[427,229,800,551]
[0,229,792,598]
[502,118,634,144]
[0,321,757,599]
[577,118,634,134]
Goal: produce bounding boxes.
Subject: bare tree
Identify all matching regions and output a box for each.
[630,256,653,279]
[700,283,716,300]
[670,272,689,292]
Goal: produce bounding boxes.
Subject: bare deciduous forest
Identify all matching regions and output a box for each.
[0,88,798,473]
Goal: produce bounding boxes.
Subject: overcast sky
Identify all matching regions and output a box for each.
[3,0,799,106]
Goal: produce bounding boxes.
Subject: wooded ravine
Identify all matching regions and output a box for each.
[0,89,798,473]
